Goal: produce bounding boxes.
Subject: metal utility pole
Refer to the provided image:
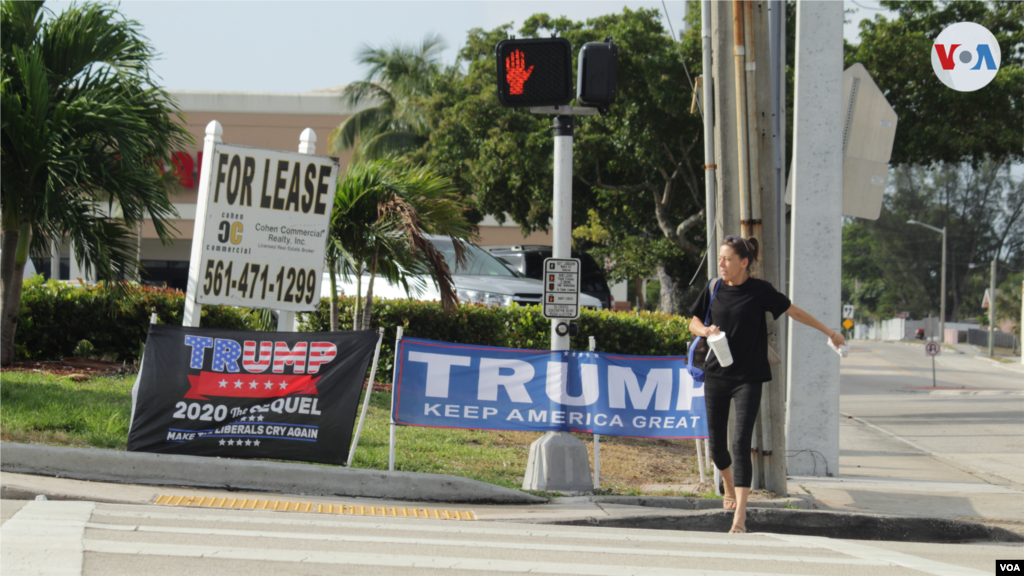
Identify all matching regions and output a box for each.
[702,0,717,281]
[908,220,946,343]
[989,258,996,357]
[551,115,574,351]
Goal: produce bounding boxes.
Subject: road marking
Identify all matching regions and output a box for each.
[82,538,840,576]
[92,507,820,548]
[1,500,94,576]
[154,494,475,520]
[771,533,990,576]
[83,521,887,566]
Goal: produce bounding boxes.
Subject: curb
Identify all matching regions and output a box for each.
[0,442,547,505]
[586,495,812,510]
[546,508,1024,544]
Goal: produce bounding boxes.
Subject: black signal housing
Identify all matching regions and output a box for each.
[576,39,618,109]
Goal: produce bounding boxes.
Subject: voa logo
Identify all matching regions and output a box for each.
[931,22,1001,92]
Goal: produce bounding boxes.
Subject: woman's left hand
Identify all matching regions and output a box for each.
[830,330,846,348]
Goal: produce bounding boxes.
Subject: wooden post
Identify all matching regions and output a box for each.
[182,121,223,327]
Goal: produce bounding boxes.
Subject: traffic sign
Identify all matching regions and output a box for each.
[925,341,941,356]
[542,257,580,320]
[192,143,337,312]
[843,304,855,319]
[842,318,854,330]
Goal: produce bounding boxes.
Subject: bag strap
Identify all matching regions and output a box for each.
[703,278,721,325]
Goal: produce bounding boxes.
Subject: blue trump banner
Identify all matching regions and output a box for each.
[392,338,708,439]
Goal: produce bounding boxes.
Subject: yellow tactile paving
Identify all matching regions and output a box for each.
[153,494,475,520]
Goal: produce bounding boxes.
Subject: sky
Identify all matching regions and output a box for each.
[46,0,893,93]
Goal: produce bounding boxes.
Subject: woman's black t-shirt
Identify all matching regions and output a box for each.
[688,277,791,382]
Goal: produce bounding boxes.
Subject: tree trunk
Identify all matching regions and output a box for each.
[1,223,31,366]
[656,265,678,314]
[361,246,380,331]
[352,266,363,331]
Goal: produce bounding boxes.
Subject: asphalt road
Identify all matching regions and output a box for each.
[838,341,1023,486]
[1,499,1010,576]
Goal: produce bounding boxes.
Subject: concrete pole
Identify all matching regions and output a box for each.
[183,120,223,327]
[785,0,844,478]
[989,258,996,357]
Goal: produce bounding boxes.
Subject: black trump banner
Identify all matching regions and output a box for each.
[127,324,379,466]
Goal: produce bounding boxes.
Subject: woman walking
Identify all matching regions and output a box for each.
[689,235,845,533]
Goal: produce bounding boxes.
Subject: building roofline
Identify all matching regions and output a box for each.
[167,90,374,116]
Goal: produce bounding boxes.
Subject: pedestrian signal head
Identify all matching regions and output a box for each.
[576,39,618,109]
[495,38,573,107]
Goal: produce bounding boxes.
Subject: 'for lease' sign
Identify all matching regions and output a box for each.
[194,144,338,311]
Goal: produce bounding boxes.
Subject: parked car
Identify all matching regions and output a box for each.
[482,245,613,310]
[320,236,604,310]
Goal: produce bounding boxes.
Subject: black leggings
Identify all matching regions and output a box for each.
[704,378,763,488]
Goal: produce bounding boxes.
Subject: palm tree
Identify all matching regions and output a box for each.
[327,159,477,331]
[0,1,190,365]
[328,34,446,163]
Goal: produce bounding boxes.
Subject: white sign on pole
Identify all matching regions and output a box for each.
[924,341,941,357]
[842,304,855,319]
[192,143,338,312]
[542,257,581,320]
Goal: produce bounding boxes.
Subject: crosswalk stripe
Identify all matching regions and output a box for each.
[1,501,94,576]
[91,507,819,549]
[83,522,887,566]
[82,539,836,576]
[772,534,991,576]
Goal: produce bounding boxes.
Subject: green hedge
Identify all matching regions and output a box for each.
[299,296,692,383]
[15,276,258,362]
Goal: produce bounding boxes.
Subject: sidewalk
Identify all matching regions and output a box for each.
[791,409,1024,536]
[2,441,1021,543]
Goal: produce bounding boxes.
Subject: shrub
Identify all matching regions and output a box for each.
[15,276,258,362]
[299,296,692,382]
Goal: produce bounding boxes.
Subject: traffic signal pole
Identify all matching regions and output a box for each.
[551,115,573,352]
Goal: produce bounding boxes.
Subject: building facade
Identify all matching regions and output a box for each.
[41,88,552,289]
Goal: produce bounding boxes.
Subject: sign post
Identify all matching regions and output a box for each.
[925,340,940,387]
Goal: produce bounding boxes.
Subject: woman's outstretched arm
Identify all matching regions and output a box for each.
[785,305,846,347]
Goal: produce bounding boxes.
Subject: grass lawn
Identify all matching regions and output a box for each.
[0,371,709,496]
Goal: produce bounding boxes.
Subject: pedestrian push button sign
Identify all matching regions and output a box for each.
[542,258,580,320]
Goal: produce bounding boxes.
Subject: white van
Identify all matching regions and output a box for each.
[320,236,603,310]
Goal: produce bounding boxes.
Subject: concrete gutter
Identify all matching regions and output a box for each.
[0,443,547,505]
[547,508,1024,544]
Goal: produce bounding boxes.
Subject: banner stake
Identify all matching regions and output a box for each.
[589,336,601,490]
[388,326,404,472]
[347,327,385,467]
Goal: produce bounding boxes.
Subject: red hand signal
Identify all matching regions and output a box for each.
[505,49,534,95]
